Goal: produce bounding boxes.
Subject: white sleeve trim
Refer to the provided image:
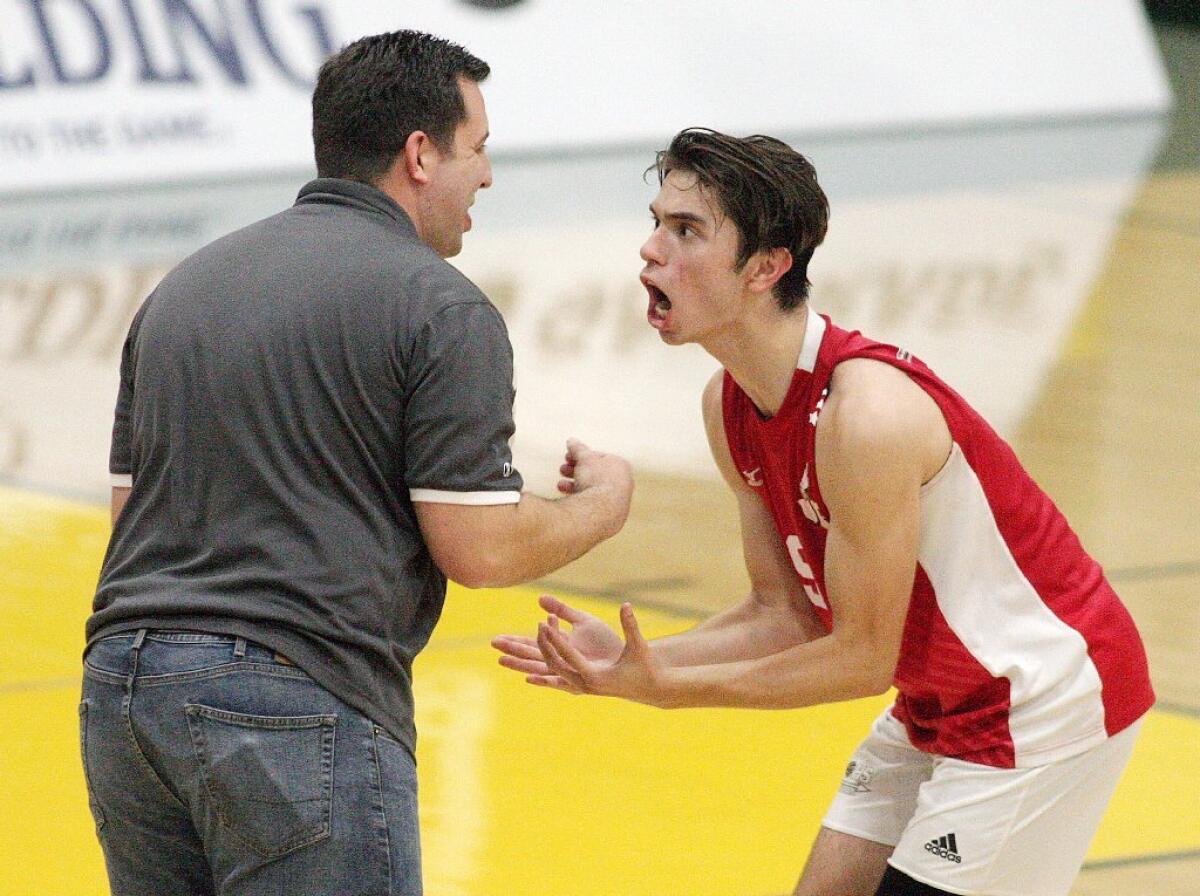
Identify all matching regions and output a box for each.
[111,473,133,488]
[409,488,521,506]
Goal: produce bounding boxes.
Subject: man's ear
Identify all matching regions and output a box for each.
[745,247,793,294]
[404,130,435,185]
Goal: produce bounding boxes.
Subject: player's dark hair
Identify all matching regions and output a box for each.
[653,128,829,310]
[312,30,489,184]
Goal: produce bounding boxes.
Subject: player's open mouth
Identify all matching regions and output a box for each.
[646,282,672,329]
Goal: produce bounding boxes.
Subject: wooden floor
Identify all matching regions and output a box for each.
[1,126,1197,895]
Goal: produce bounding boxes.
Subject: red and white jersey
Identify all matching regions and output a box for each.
[723,308,1154,768]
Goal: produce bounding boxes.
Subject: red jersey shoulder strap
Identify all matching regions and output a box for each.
[721,368,751,472]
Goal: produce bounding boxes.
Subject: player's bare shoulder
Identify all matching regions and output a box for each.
[820,358,950,485]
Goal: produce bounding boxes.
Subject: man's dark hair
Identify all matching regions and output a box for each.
[653,128,830,310]
[312,30,489,184]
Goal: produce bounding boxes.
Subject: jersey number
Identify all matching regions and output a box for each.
[786,535,828,610]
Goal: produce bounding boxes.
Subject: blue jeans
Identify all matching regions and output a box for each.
[80,630,421,896]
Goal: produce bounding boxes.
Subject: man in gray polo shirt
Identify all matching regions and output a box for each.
[80,31,632,896]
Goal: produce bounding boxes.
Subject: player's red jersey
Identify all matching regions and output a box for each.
[722,309,1154,768]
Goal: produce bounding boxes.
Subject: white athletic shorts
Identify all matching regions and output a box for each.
[821,707,1142,896]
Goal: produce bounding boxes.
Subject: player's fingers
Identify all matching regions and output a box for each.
[542,620,590,673]
[557,479,577,494]
[498,655,550,675]
[537,622,578,679]
[539,594,588,624]
[538,624,589,693]
[491,634,537,647]
[619,602,645,649]
[490,636,542,661]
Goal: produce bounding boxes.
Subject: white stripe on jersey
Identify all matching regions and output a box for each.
[796,306,827,373]
[918,443,1108,767]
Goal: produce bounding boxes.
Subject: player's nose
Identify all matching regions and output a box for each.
[640,229,665,265]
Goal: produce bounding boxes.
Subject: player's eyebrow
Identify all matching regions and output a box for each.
[649,204,709,230]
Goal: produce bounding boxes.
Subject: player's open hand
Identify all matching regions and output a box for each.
[535,601,667,706]
[491,595,622,681]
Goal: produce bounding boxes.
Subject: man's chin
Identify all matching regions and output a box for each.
[435,238,464,259]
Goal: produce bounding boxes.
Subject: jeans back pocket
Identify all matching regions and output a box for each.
[185,703,336,858]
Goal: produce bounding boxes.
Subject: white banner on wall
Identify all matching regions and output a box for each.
[0,0,1171,195]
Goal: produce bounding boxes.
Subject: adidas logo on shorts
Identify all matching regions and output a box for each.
[924,833,962,864]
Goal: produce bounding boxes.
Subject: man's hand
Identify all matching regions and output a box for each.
[414,439,633,589]
[556,438,633,536]
[534,602,669,706]
[492,595,623,680]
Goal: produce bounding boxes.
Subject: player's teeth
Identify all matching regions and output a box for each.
[655,301,670,315]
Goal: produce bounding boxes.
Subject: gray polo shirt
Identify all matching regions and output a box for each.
[88,178,523,755]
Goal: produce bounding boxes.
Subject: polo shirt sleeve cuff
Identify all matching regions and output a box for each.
[409,489,521,506]
[111,473,133,488]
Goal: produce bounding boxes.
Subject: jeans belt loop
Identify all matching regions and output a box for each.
[233,637,247,658]
[126,628,148,700]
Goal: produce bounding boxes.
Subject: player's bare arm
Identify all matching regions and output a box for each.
[491,370,822,688]
[535,358,950,708]
[651,368,825,665]
[416,438,633,589]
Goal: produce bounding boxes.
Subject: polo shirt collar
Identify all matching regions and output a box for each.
[296,178,418,238]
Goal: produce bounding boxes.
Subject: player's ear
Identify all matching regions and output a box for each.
[745,247,793,295]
